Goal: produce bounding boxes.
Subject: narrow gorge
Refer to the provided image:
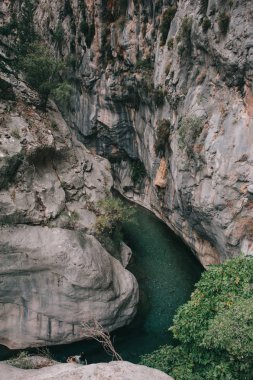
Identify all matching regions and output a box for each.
[0,0,252,379]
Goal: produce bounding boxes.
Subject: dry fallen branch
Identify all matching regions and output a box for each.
[82,319,122,361]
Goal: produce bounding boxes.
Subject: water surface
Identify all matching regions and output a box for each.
[48,204,203,363]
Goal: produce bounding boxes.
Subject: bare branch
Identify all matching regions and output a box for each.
[82,319,122,361]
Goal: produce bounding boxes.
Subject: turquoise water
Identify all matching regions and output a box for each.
[46,204,203,363]
[0,204,202,363]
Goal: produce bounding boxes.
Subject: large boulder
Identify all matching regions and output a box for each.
[0,226,138,349]
[0,361,174,380]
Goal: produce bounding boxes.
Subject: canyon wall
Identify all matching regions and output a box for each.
[1,0,253,349]
[31,0,253,266]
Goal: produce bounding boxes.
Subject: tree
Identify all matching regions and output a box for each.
[94,196,135,255]
[21,43,67,109]
[141,257,253,380]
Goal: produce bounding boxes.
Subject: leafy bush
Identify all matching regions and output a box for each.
[130,159,146,185]
[136,58,153,70]
[218,12,230,35]
[21,43,66,109]
[7,352,35,369]
[160,5,177,46]
[178,116,204,154]
[153,87,166,107]
[16,0,37,58]
[202,17,211,33]
[167,38,174,50]
[177,17,192,58]
[0,19,17,36]
[53,81,73,109]
[154,119,171,155]
[141,257,253,380]
[95,197,135,254]
[52,23,64,46]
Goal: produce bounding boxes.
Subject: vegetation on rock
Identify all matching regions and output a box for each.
[178,116,204,155]
[160,5,177,46]
[95,196,135,254]
[20,43,69,109]
[141,257,253,380]
[155,119,171,155]
[218,12,230,35]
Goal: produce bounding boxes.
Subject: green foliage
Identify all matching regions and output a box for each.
[218,12,230,35]
[0,18,17,36]
[53,81,73,109]
[203,298,253,360]
[7,352,35,369]
[141,257,253,380]
[153,87,166,107]
[16,0,37,57]
[52,23,64,46]
[160,5,177,46]
[136,58,153,70]
[130,159,146,185]
[177,17,192,58]
[202,17,211,33]
[95,197,135,255]
[178,116,204,153]
[167,38,174,50]
[154,119,171,155]
[21,43,65,109]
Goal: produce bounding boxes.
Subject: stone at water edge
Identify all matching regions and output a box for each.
[0,361,174,380]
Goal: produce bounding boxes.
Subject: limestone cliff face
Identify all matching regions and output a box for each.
[0,51,138,348]
[29,0,253,266]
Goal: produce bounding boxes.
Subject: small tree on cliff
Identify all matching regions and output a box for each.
[21,43,70,110]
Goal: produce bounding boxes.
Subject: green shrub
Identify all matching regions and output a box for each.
[95,197,135,254]
[130,159,146,185]
[141,257,253,380]
[160,5,177,46]
[0,19,17,36]
[21,43,66,109]
[218,12,230,35]
[167,38,174,50]
[52,23,64,46]
[153,87,165,107]
[178,116,204,153]
[154,119,171,155]
[177,17,192,58]
[16,0,37,58]
[7,352,35,369]
[202,17,211,33]
[136,58,153,70]
[53,81,73,109]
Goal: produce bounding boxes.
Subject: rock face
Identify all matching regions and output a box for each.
[27,0,253,266]
[0,67,138,347]
[0,227,138,349]
[0,361,174,380]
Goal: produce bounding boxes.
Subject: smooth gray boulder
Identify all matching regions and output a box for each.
[0,226,138,349]
[0,361,174,380]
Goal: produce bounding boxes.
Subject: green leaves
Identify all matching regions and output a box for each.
[140,257,253,379]
[20,43,71,109]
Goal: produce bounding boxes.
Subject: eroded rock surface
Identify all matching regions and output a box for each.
[0,69,138,349]
[0,361,174,380]
[0,227,138,349]
[28,0,253,266]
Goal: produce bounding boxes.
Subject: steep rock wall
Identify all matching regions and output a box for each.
[29,0,253,266]
[0,58,138,348]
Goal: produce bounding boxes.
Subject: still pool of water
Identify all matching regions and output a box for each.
[0,204,203,363]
